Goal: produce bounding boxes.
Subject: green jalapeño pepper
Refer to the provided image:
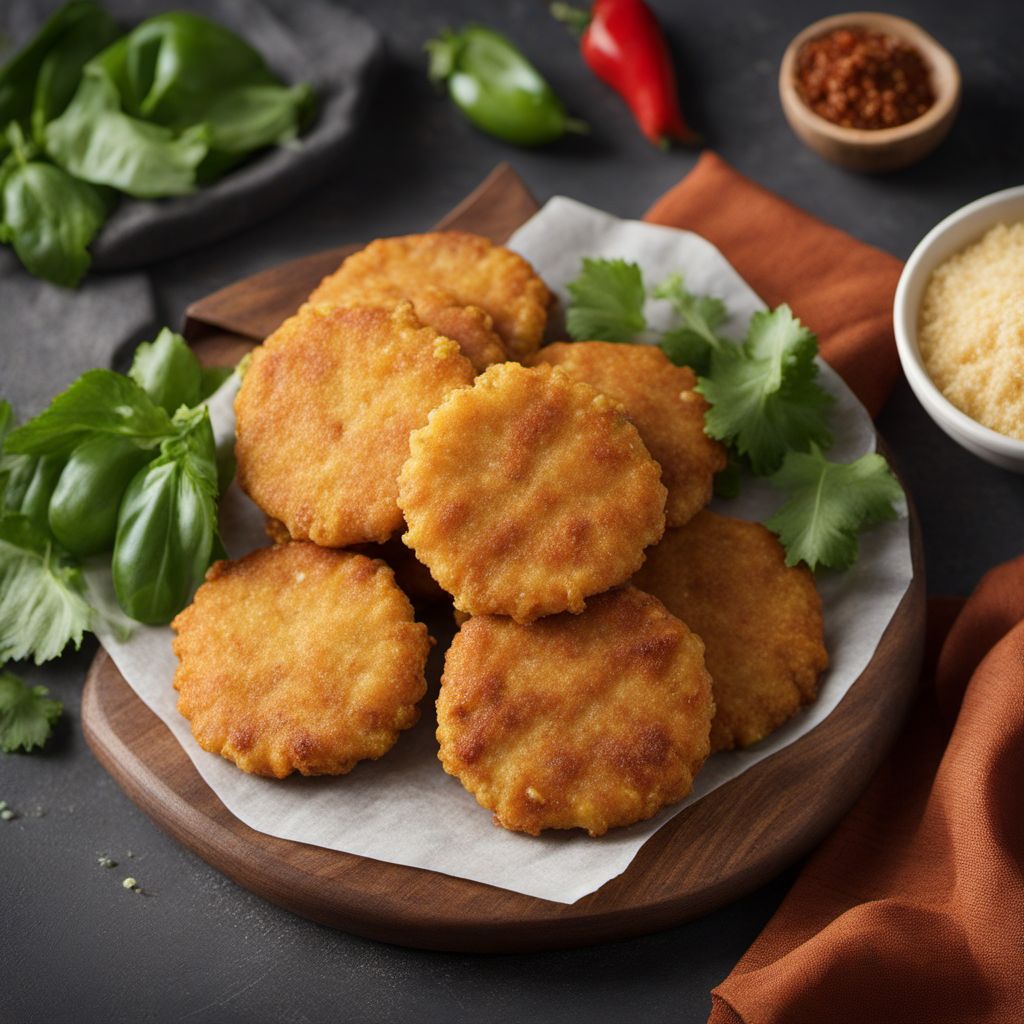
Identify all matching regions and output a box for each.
[48,435,156,556]
[426,25,587,146]
[112,409,218,625]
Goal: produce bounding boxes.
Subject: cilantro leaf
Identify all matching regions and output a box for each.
[0,669,62,753]
[4,369,174,457]
[0,515,92,664]
[652,273,729,374]
[566,258,646,342]
[699,304,832,475]
[765,446,905,571]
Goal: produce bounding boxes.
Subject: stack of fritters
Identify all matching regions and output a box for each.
[171,231,828,835]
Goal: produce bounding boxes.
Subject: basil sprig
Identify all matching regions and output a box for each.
[0,2,314,286]
[0,330,234,662]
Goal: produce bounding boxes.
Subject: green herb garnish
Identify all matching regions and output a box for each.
[765,447,905,571]
[699,304,833,476]
[0,3,314,286]
[0,669,63,752]
[0,331,234,656]
[566,257,647,342]
[563,257,903,570]
[651,273,729,375]
[0,515,91,663]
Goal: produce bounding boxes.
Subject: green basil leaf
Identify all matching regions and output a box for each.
[13,453,65,530]
[129,328,202,414]
[204,82,313,154]
[93,12,282,129]
[0,401,12,443]
[86,11,312,183]
[0,401,34,510]
[198,365,234,402]
[45,70,209,198]
[112,408,218,624]
[48,434,155,556]
[0,513,92,664]
[0,160,107,287]
[196,82,313,180]
[5,369,174,457]
[30,2,121,139]
[0,0,118,141]
[0,401,65,526]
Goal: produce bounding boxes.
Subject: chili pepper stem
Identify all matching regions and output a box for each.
[664,129,703,148]
[550,3,592,35]
[564,117,591,135]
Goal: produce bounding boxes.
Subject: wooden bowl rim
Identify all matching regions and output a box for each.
[778,10,961,147]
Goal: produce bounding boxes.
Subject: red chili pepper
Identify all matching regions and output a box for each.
[552,0,700,148]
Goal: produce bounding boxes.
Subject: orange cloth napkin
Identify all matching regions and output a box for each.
[708,566,1024,1024]
[642,154,1024,1023]
[645,153,902,417]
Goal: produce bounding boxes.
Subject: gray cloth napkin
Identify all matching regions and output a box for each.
[0,249,155,415]
[0,0,382,415]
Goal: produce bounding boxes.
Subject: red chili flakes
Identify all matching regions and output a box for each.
[795,27,936,130]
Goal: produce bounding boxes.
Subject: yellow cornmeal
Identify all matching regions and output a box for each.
[918,222,1024,440]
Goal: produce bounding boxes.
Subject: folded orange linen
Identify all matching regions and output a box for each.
[707,563,1024,1024]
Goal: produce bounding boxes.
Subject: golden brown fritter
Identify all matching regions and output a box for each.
[309,232,551,362]
[437,587,714,836]
[352,536,448,606]
[265,517,291,545]
[265,517,445,605]
[234,301,475,547]
[402,285,507,372]
[632,511,828,752]
[526,341,727,527]
[172,543,431,778]
[399,362,667,622]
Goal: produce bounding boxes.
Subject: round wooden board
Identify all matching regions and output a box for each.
[81,165,927,953]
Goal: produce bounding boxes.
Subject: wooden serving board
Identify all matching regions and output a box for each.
[82,164,927,953]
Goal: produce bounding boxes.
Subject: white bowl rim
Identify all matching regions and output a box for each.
[893,184,1024,458]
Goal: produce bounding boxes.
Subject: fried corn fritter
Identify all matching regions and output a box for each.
[526,342,727,527]
[437,587,714,836]
[172,543,431,778]
[633,511,828,752]
[309,232,551,363]
[352,536,448,606]
[395,285,507,372]
[264,516,291,545]
[265,517,445,605]
[399,362,667,622]
[235,301,475,547]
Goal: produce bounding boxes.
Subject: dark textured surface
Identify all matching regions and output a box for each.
[3,1,1022,1022]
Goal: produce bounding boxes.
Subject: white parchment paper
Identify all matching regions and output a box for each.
[91,197,912,905]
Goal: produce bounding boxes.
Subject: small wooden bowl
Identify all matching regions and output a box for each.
[779,12,961,173]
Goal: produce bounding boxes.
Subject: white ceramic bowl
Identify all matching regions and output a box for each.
[894,185,1024,472]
